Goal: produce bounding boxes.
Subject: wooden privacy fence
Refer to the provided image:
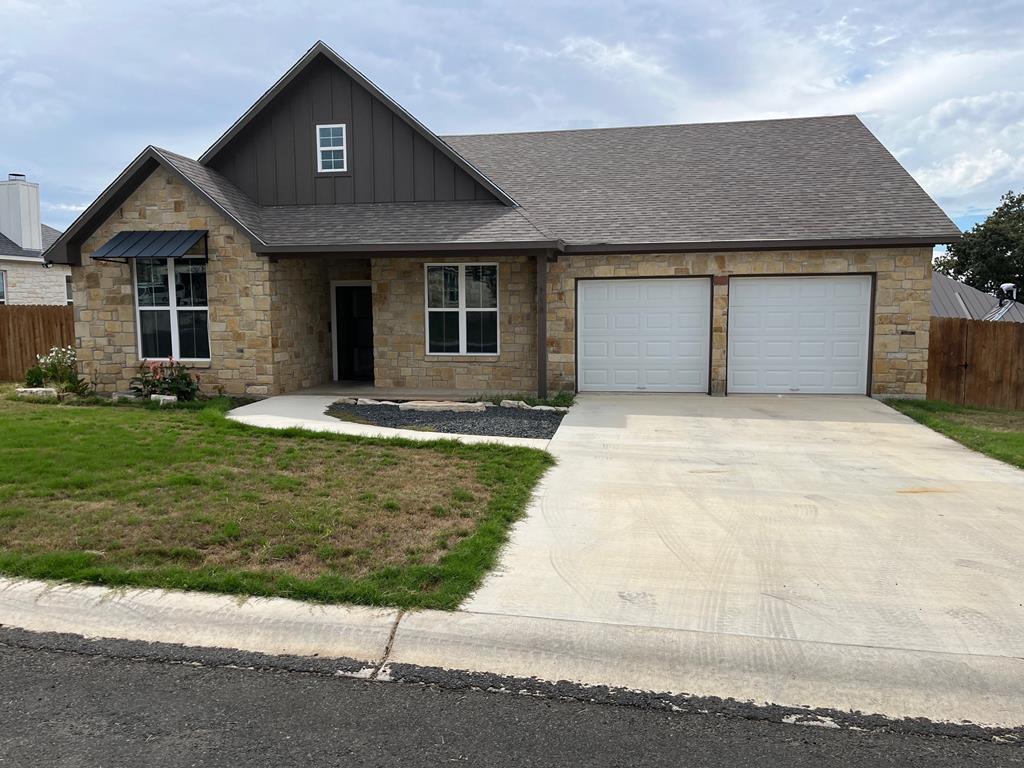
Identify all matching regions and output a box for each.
[928,316,1024,409]
[0,305,75,382]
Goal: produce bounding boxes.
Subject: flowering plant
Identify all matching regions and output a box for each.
[130,358,200,401]
[33,345,91,395]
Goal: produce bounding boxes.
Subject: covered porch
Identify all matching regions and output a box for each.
[268,251,552,399]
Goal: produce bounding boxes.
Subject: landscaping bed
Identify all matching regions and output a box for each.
[0,390,552,609]
[888,399,1024,470]
[327,401,567,440]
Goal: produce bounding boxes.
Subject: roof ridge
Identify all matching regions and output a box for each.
[442,114,859,140]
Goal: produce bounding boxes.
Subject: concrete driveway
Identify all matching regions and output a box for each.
[466,394,1024,660]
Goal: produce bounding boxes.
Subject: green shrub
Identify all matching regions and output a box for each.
[130,359,200,401]
[24,365,45,388]
[34,345,92,395]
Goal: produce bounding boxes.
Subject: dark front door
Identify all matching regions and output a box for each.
[335,285,374,381]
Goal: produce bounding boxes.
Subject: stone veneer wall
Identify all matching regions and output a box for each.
[74,169,275,396]
[546,247,932,397]
[0,259,71,305]
[73,172,931,401]
[270,256,370,392]
[371,254,537,392]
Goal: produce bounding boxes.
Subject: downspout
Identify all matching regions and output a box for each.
[536,250,549,400]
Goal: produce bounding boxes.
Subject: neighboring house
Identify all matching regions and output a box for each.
[0,174,71,306]
[46,41,959,398]
[931,271,1024,322]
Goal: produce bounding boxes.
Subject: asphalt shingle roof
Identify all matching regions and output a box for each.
[444,115,960,246]
[48,114,961,262]
[259,201,551,246]
[155,147,552,248]
[1,223,62,259]
[155,148,264,241]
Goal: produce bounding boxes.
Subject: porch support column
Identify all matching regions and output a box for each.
[536,250,549,400]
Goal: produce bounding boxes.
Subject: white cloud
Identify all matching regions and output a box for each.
[1,0,1022,226]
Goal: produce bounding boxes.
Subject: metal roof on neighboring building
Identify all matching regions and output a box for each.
[931,271,1024,322]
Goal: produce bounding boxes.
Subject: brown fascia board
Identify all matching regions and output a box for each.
[562,235,960,255]
[197,41,519,208]
[256,234,956,257]
[255,240,563,255]
[43,147,265,265]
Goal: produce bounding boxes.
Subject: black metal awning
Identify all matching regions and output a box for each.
[91,230,208,263]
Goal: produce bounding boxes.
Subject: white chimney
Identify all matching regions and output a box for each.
[0,173,42,251]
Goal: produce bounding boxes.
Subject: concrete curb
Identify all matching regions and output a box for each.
[2,576,1023,729]
[0,578,396,675]
[385,609,1024,728]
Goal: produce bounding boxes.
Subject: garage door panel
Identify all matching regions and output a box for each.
[762,340,793,358]
[612,283,641,301]
[728,276,871,394]
[645,341,672,358]
[614,314,640,330]
[799,341,826,358]
[579,278,710,393]
[645,312,673,329]
[833,311,865,330]
[832,340,863,359]
[580,312,609,331]
[612,369,640,386]
[614,341,640,358]
[832,370,862,389]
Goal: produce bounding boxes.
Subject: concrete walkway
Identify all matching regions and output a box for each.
[227,393,550,450]
[467,394,1024,658]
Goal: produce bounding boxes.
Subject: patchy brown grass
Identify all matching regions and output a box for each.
[0,392,553,607]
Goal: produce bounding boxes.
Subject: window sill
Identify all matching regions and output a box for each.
[425,353,501,358]
[314,171,352,178]
[138,359,212,368]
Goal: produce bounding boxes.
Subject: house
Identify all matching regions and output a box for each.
[1,174,70,306]
[931,271,1024,322]
[45,41,959,398]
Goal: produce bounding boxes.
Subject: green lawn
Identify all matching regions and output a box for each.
[0,391,552,609]
[888,399,1024,470]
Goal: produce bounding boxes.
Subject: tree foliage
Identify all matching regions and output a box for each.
[934,190,1024,293]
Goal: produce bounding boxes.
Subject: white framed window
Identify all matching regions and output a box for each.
[133,257,210,360]
[316,123,347,172]
[0,270,6,305]
[424,263,499,355]
[65,274,73,305]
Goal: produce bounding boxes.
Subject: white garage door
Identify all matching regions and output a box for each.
[728,275,872,394]
[578,278,710,392]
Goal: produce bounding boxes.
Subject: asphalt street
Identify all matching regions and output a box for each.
[0,631,1020,767]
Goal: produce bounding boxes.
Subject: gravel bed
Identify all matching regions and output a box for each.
[326,403,565,439]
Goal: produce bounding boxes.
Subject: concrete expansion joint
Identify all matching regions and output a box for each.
[370,609,405,680]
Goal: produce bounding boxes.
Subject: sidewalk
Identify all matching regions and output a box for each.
[2,576,1022,728]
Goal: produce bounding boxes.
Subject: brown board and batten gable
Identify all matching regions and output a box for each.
[200,42,509,208]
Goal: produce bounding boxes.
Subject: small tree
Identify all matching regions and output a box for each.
[935,190,1024,294]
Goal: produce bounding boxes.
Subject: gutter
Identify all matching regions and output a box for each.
[562,235,961,256]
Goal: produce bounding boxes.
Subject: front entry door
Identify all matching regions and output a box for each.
[335,285,374,380]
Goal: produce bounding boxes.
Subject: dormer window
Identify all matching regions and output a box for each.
[316,124,347,172]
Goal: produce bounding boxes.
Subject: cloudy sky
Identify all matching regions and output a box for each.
[1,0,1021,231]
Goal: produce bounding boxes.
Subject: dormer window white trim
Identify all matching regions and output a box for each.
[316,123,348,172]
